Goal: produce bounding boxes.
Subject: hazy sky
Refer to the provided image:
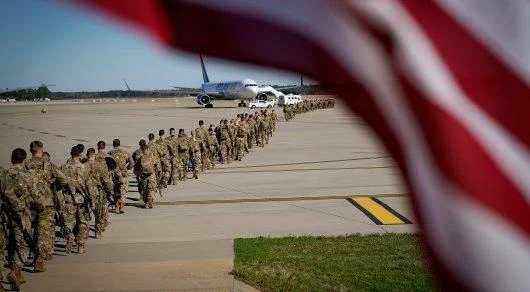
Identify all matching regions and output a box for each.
[0,0,305,92]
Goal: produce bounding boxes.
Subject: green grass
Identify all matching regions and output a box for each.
[233,233,435,291]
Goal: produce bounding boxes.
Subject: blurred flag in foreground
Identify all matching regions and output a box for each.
[72,0,529,290]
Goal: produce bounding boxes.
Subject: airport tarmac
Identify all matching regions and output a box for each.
[0,97,413,291]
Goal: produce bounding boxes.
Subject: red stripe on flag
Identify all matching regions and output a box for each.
[73,0,173,46]
[400,1,530,147]
[350,8,530,236]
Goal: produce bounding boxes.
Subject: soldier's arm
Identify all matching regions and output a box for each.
[51,162,77,190]
[101,170,114,195]
[126,152,134,170]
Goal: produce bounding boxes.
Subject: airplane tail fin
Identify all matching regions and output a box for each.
[200,54,210,83]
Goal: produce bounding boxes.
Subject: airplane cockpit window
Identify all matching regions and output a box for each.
[244,84,258,87]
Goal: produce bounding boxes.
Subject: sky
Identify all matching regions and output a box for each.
[0,0,305,92]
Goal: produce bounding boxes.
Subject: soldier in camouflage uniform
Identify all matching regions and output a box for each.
[58,145,91,254]
[218,120,231,164]
[147,133,163,189]
[135,140,157,209]
[194,120,209,171]
[207,128,219,168]
[25,141,74,271]
[188,130,202,179]
[175,129,190,180]
[84,148,113,239]
[234,120,247,161]
[155,130,170,188]
[108,139,133,214]
[95,141,112,230]
[165,128,182,185]
[3,149,40,290]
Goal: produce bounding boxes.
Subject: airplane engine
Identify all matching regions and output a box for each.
[196,94,211,106]
[256,93,268,101]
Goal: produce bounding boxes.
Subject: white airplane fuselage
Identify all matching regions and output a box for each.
[201,79,259,100]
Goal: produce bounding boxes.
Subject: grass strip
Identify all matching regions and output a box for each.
[233,233,435,291]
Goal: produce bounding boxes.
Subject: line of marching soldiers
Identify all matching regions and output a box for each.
[283,99,335,121]
[131,109,280,209]
[0,103,333,290]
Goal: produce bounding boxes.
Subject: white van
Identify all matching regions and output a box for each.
[277,94,303,106]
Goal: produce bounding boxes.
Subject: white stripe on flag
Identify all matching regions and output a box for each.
[436,0,530,83]
[354,0,530,198]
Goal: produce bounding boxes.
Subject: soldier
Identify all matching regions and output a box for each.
[234,120,248,161]
[165,128,181,185]
[58,145,91,254]
[3,149,39,290]
[195,120,209,171]
[135,140,157,209]
[271,110,278,132]
[25,140,74,271]
[229,119,237,160]
[84,148,113,239]
[147,133,163,191]
[155,130,170,188]
[218,120,231,164]
[206,128,219,168]
[188,130,202,179]
[95,141,111,228]
[175,129,190,180]
[108,139,133,214]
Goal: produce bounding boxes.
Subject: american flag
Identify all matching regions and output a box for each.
[72,1,529,290]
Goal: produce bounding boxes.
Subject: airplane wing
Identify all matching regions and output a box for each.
[170,86,202,94]
[274,85,301,91]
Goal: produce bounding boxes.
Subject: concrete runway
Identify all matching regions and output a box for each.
[0,97,412,291]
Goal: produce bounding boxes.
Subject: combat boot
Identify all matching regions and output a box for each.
[45,253,53,261]
[33,259,46,272]
[65,238,74,254]
[119,202,125,214]
[77,243,86,254]
[7,269,20,291]
[193,172,198,179]
[95,230,102,239]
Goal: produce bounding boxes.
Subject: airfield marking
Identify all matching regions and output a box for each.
[346,196,412,225]
[151,194,407,206]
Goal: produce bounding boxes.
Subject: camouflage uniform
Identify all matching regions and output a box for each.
[207,131,219,168]
[165,135,182,185]
[155,137,171,186]
[235,124,247,161]
[136,149,157,208]
[218,125,231,163]
[95,152,111,227]
[188,136,202,179]
[58,159,90,252]
[147,140,163,187]
[26,156,72,266]
[3,166,38,286]
[84,158,113,237]
[175,134,190,180]
[194,126,209,171]
[108,147,133,212]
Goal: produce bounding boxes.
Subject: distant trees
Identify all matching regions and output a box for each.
[0,85,52,100]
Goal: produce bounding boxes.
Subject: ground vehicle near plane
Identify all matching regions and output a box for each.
[276,94,303,106]
[248,99,274,109]
[172,55,301,108]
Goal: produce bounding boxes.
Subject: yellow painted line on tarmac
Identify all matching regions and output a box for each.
[152,193,407,206]
[346,196,412,225]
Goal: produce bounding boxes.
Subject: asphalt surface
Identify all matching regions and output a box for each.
[0,97,412,291]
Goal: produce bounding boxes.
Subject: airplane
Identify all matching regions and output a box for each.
[171,55,302,108]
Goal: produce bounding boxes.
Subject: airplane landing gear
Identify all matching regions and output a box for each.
[205,104,213,108]
[237,101,247,107]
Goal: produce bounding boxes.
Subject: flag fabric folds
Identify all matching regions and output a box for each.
[72,0,530,290]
